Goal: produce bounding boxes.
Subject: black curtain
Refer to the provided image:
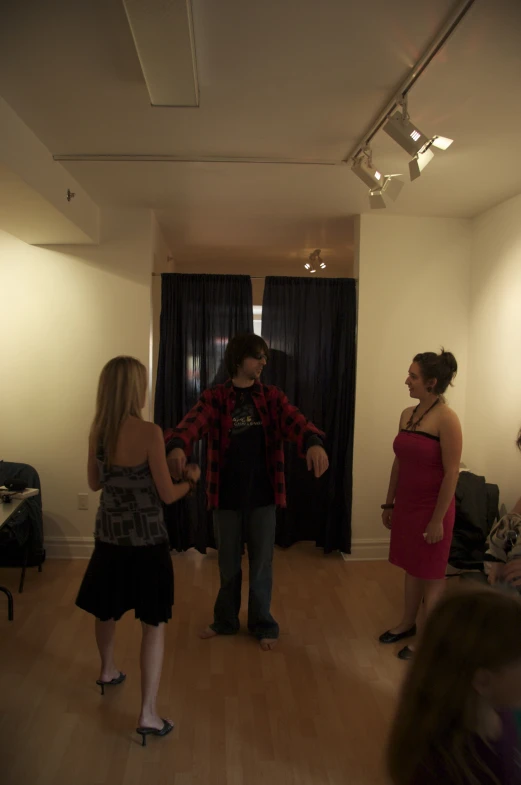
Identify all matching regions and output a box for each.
[262,276,356,553]
[154,273,253,553]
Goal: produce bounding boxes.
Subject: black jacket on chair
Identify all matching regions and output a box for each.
[449,471,499,571]
[0,461,44,566]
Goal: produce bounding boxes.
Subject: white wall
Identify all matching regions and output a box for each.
[0,208,154,557]
[464,194,521,511]
[150,217,174,415]
[0,96,99,244]
[351,214,472,558]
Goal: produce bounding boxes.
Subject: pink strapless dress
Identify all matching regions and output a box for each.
[389,430,455,580]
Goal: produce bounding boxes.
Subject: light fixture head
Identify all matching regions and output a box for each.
[369,174,404,209]
[382,175,404,201]
[383,109,430,157]
[303,249,326,272]
[352,154,385,190]
[409,147,435,181]
[432,135,453,151]
[369,190,387,209]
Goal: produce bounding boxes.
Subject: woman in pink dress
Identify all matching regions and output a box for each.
[379,350,462,659]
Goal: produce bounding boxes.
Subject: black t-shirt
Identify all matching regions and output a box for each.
[219,387,274,510]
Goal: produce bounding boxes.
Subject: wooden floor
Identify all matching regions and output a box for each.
[0,544,407,785]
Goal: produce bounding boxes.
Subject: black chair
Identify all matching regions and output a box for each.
[0,461,45,598]
[0,500,39,593]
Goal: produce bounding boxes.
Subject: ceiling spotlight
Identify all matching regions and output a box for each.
[352,149,404,207]
[369,174,404,210]
[369,190,386,210]
[352,150,385,190]
[384,108,430,157]
[432,135,453,151]
[409,147,435,181]
[304,249,326,273]
[384,97,453,181]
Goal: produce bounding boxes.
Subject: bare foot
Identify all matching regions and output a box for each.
[137,713,174,731]
[98,667,124,683]
[388,623,416,635]
[260,638,278,651]
[199,626,218,640]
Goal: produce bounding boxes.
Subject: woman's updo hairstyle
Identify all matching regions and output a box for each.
[413,349,457,396]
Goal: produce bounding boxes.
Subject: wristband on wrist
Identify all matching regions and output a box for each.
[381,503,395,510]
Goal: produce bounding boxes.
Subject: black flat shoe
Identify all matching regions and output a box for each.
[136,719,174,747]
[96,671,126,696]
[397,645,414,660]
[378,625,416,645]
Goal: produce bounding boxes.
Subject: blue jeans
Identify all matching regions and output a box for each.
[211,505,279,639]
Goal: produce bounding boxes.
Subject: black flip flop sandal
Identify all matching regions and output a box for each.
[136,719,174,747]
[96,671,126,695]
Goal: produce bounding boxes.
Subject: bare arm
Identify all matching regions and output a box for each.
[385,458,400,505]
[382,415,403,529]
[386,412,408,503]
[424,410,462,544]
[148,425,192,505]
[87,429,101,492]
[432,410,462,522]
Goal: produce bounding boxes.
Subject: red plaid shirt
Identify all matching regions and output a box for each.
[164,379,324,510]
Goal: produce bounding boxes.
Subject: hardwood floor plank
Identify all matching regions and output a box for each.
[0,544,404,785]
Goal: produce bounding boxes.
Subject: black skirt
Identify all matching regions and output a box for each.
[76,540,174,626]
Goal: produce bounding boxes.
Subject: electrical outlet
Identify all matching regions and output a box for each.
[78,493,89,510]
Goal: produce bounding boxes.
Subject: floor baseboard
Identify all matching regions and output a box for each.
[45,536,390,561]
[345,538,389,561]
[45,537,94,559]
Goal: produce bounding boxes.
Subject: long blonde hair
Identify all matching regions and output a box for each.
[387,588,521,785]
[91,356,147,468]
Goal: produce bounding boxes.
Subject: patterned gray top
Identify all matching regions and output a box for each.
[95,455,168,546]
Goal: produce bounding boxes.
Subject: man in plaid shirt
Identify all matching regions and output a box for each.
[165,333,329,650]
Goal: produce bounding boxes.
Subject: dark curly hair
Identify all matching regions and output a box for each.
[224,333,269,378]
[413,349,457,395]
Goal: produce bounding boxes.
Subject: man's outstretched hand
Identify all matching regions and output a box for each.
[184,463,201,484]
[306,446,329,478]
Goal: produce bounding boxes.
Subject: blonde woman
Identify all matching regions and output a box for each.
[387,589,521,784]
[76,356,200,745]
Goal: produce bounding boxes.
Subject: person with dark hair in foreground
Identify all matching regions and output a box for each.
[164,333,329,650]
[379,349,462,659]
[387,589,521,785]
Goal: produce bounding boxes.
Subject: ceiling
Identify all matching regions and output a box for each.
[1,0,520,267]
